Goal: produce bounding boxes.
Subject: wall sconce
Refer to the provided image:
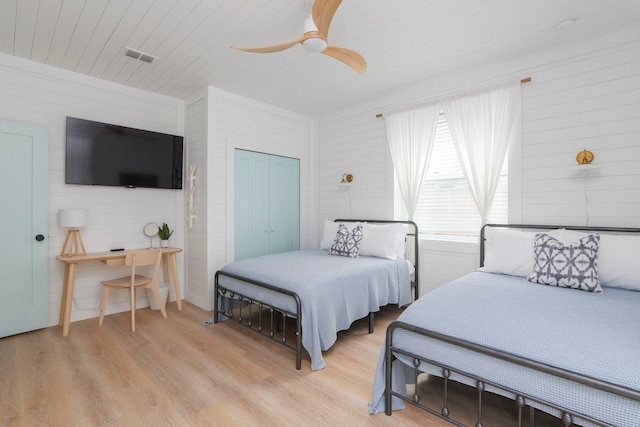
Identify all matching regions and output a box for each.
[59,209,88,256]
[572,149,599,174]
[576,149,594,165]
[340,173,354,184]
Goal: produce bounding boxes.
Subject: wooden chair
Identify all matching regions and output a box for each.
[98,248,167,331]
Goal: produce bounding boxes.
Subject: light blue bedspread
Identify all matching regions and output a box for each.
[369,271,640,426]
[218,249,411,370]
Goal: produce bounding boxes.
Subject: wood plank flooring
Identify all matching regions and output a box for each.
[0,302,563,426]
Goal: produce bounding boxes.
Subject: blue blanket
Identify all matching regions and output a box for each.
[369,272,640,426]
[218,249,411,370]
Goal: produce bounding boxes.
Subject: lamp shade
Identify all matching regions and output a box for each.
[59,209,88,228]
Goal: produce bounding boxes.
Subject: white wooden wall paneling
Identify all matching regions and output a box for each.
[317,112,391,236]
[184,96,207,308]
[521,39,640,227]
[0,53,184,325]
[185,87,313,310]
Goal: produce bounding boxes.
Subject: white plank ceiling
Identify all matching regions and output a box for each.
[1,0,639,117]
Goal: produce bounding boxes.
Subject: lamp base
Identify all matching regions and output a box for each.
[60,229,86,257]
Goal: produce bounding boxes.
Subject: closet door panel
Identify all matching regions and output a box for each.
[269,155,300,254]
[234,150,270,260]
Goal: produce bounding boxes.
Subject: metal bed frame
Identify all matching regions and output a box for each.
[384,224,640,427]
[213,219,419,370]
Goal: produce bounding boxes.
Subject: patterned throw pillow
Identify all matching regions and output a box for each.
[526,233,602,293]
[329,224,363,258]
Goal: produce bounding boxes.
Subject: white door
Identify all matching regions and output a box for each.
[0,120,48,338]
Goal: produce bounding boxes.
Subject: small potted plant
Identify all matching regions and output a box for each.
[158,223,174,247]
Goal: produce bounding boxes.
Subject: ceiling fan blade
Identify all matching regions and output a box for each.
[322,46,367,74]
[230,38,302,53]
[312,0,342,39]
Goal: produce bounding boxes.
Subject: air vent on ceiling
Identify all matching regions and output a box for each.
[124,47,158,63]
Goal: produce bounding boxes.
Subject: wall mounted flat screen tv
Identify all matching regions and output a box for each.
[65,117,183,189]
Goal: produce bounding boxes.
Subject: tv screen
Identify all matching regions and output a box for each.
[65,117,183,189]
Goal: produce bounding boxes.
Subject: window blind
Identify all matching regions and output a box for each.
[409,114,508,237]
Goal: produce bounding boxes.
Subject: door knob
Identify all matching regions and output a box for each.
[35,234,45,241]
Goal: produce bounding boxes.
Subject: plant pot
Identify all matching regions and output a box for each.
[146,284,169,310]
[160,239,169,248]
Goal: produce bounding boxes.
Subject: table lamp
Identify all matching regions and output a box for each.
[59,209,88,256]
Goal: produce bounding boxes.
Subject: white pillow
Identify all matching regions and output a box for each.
[598,234,640,290]
[537,229,640,290]
[481,227,535,277]
[319,220,363,250]
[482,227,590,277]
[359,223,406,260]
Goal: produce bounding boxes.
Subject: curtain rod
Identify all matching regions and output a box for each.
[375,77,532,118]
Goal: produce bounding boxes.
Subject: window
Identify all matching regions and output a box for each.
[402,114,508,238]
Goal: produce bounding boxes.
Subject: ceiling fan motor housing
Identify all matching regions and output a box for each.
[302,16,327,52]
[303,37,327,53]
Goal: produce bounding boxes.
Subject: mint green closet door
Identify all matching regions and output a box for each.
[269,155,300,254]
[235,150,270,260]
[0,120,48,338]
[235,149,300,260]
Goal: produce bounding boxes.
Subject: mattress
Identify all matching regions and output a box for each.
[218,249,411,370]
[369,271,640,426]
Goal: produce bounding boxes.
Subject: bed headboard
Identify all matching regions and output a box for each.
[480,223,640,268]
[335,219,419,300]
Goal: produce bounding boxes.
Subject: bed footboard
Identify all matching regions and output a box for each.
[385,321,640,427]
[214,271,303,370]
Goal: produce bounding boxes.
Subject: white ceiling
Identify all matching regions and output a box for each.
[1,0,639,117]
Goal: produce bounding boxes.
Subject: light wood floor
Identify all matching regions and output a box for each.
[0,302,563,426]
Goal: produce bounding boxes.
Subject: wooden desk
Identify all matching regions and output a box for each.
[57,247,183,336]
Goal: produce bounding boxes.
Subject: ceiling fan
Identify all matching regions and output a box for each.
[230,0,367,74]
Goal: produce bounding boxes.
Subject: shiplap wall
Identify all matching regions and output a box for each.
[521,41,640,226]
[184,98,207,308]
[0,53,185,325]
[184,87,315,310]
[317,28,640,296]
[318,112,393,225]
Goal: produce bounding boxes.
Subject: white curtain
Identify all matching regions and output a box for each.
[384,104,440,220]
[443,81,521,224]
